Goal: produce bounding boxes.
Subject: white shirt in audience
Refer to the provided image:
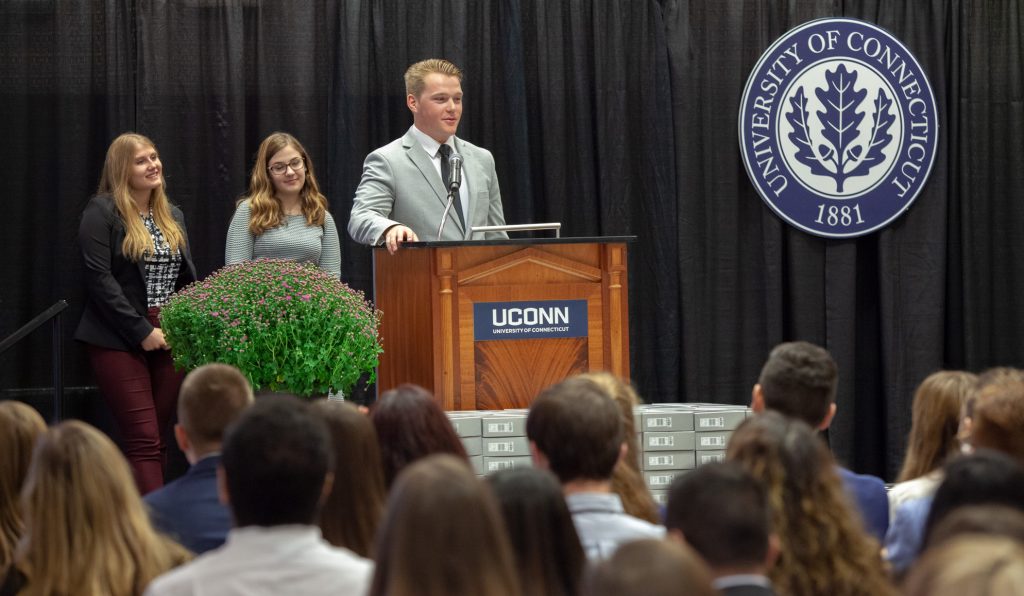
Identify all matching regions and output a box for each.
[566,492,665,562]
[144,524,372,596]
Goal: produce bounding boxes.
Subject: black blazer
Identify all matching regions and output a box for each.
[74,194,197,351]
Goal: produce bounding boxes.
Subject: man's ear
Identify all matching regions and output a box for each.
[818,403,837,431]
[529,440,550,470]
[406,93,418,114]
[173,423,190,453]
[751,384,765,413]
[217,465,230,507]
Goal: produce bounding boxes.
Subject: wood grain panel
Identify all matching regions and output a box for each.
[373,248,434,392]
[474,338,588,409]
[374,240,630,409]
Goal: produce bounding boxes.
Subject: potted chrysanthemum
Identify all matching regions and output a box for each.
[160,259,382,397]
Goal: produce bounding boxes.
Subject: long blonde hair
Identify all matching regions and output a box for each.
[244,132,328,235]
[897,370,977,482]
[727,413,896,596]
[14,421,190,596]
[0,402,46,570]
[97,133,185,261]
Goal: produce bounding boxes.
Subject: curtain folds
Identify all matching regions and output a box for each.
[2,0,1021,477]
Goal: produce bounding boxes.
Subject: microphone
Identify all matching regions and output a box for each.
[448,151,463,192]
[438,151,462,239]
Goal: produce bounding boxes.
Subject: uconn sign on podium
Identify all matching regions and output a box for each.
[473,300,588,341]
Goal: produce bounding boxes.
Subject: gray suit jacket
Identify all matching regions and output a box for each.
[348,129,508,245]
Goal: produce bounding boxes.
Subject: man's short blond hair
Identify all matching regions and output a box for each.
[179,363,254,448]
[405,59,463,98]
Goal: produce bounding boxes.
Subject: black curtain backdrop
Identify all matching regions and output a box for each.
[1,0,1021,479]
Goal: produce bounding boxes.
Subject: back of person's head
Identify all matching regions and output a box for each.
[726,412,894,596]
[665,461,771,573]
[370,384,468,488]
[16,421,189,595]
[898,370,977,482]
[178,363,253,452]
[903,535,1024,596]
[963,367,1024,429]
[582,539,717,596]
[310,399,386,558]
[488,468,585,596]
[926,505,1024,549]
[404,58,463,97]
[527,376,623,483]
[922,449,1024,545]
[756,341,837,426]
[578,372,643,470]
[370,454,520,596]
[0,401,46,568]
[579,372,659,522]
[221,394,332,527]
[970,375,1024,465]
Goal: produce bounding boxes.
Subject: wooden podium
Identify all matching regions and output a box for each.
[373,237,633,411]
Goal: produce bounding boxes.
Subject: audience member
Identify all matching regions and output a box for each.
[0,421,189,595]
[925,504,1024,549]
[727,412,895,596]
[582,372,660,523]
[370,384,468,488]
[0,401,46,571]
[311,399,387,558]
[969,374,1024,465]
[920,450,1024,547]
[527,376,664,561]
[582,539,717,596]
[889,370,976,518]
[144,363,253,554]
[488,468,585,596]
[750,341,889,540]
[144,395,372,596]
[885,368,1024,572]
[666,461,778,595]
[902,535,1024,596]
[370,454,520,596]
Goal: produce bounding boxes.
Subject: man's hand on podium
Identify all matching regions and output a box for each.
[384,225,419,254]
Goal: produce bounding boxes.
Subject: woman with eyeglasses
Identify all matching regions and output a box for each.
[225,132,341,277]
[74,133,197,494]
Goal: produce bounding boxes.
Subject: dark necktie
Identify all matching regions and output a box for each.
[438,144,465,228]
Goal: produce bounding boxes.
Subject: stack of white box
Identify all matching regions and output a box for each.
[447,411,485,476]
[640,403,751,504]
[447,409,532,476]
[447,403,750,487]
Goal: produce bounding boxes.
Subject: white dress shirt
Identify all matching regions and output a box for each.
[409,124,471,226]
[144,525,373,596]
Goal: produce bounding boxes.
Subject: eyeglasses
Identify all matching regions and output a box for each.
[268,157,306,176]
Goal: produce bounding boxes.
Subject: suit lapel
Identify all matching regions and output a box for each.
[455,138,480,235]
[403,131,466,237]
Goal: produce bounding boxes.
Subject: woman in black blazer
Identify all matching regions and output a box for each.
[74,133,196,493]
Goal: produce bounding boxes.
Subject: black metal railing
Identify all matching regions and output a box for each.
[0,300,68,421]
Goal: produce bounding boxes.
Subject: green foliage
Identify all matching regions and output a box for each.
[160,259,382,397]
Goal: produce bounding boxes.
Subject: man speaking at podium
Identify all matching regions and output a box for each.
[349,58,508,254]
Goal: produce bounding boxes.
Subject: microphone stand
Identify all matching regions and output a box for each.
[437,190,456,240]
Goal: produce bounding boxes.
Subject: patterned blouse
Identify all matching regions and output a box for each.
[142,212,183,308]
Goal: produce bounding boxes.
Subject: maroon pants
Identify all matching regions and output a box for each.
[87,308,183,494]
